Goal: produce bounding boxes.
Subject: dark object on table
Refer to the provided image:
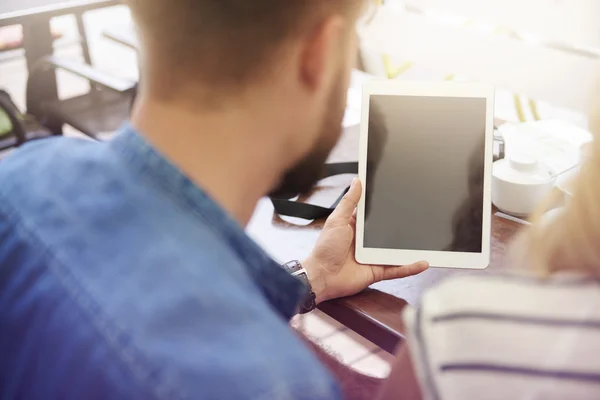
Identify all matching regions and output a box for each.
[26,56,137,138]
[0,89,52,151]
[270,162,357,220]
[493,127,506,162]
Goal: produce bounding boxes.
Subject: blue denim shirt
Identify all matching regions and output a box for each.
[0,125,340,400]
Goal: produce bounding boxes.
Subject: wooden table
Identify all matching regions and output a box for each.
[0,0,119,131]
[247,123,524,354]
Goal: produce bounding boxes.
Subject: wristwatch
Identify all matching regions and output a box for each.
[282,260,316,314]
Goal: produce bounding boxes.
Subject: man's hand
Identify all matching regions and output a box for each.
[303,179,429,304]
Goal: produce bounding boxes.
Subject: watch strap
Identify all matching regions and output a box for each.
[282,260,317,314]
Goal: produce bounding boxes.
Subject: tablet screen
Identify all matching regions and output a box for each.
[364,94,486,253]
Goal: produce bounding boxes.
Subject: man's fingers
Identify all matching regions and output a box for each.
[372,261,429,282]
[327,179,362,225]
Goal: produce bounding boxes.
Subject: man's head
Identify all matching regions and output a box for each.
[127,0,364,197]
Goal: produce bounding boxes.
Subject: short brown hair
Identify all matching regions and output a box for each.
[127,0,361,98]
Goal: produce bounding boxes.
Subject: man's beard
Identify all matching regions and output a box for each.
[269,78,347,199]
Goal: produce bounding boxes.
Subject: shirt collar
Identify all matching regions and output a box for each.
[108,123,307,320]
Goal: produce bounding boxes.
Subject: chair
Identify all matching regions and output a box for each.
[24,15,139,139]
[102,24,139,50]
[0,89,52,152]
[26,56,136,139]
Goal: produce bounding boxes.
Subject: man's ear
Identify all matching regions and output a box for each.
[299,15,346,92]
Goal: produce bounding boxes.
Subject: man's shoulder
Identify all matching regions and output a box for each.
[0,135,148,260]
[0,136,123,207]
[1,135,101,171]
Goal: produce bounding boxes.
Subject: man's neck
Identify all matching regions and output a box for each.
[130,97,286,226]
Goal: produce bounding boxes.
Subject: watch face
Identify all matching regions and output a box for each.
[284,260,302,274]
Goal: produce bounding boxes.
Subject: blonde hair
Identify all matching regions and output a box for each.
[514,93,600,276]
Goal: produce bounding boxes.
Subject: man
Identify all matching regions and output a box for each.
[0,1,428,398]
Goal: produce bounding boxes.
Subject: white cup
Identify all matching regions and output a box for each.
[492,154,554,217]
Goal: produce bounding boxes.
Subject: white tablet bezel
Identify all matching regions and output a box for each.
[355,80,495,270]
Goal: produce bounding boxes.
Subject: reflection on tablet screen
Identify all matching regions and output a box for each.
[364,94,486,253]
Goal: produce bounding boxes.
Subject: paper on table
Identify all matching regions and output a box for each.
[343,87,363,127]
[499,120,593,176]
[350,69,377,88]
[342,109,362,128]
[343,70,378,128]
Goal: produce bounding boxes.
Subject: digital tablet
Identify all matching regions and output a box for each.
[355,81,494,269]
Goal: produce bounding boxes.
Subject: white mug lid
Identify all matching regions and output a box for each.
[493,154,552,185]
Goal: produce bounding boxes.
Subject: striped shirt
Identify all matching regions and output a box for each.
[404,274,600,400]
